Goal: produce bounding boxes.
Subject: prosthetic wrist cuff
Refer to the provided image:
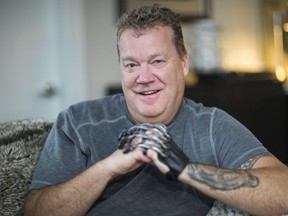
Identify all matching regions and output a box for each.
[158,138,190,181]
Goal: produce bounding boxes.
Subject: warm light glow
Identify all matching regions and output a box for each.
[219,35,265,72]
[275,66,286,82]
[283,23,288,32]
[273,19,286,82]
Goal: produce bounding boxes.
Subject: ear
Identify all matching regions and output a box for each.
[181,52,190,76]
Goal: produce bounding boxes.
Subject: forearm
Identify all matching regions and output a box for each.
[24,160,113,216]
[178,161,288,215]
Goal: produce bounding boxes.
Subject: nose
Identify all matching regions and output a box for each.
[136,64,155,83]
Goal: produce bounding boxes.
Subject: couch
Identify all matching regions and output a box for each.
[0,119,53,216]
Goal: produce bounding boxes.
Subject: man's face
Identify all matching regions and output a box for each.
[118,26,189,124]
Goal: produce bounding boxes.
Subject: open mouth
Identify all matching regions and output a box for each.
[139,90,160,95]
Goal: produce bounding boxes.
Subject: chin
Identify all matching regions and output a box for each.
[139,109,164,120]
[140,109,160,117]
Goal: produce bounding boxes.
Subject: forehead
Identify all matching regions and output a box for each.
[118,27,176,62]
[118,26,174,51]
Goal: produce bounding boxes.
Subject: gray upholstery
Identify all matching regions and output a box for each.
[0,119,53,216]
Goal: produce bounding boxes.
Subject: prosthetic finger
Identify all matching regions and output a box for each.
[118,123,169,149]
[142,147,148,155]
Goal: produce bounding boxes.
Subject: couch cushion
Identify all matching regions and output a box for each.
[0,119,53,216]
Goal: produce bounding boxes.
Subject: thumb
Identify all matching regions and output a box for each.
[145,148,170,174]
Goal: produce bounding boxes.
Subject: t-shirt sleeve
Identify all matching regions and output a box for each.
[29,109,87,190]
[211,108,271,169]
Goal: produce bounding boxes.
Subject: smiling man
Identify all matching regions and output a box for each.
[119,26,188,124]
[24,4,288,216]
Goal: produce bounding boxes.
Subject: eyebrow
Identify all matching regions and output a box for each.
[121,56,136,62]
[121,53,166,62]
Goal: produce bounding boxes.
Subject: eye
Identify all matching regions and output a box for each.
[152,59,165,66]
[126,63,138,68]
[154,60,163,64]
[122,61,139,72]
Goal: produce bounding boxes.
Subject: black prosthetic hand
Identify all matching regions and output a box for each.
[157,138,190,181]
[118,123,190,181]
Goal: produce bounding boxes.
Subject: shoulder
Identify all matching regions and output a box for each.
[182,98,244,127]
[181,97,223,123]
[181,98,268,168]
[58,94,126,126]
[70,93,124,111]
[183,97,222,115]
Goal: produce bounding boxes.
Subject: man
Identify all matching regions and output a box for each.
[24,4,288,216]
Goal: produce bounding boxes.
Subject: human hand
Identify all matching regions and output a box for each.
[118,123,190,180]
[101,147,153,179]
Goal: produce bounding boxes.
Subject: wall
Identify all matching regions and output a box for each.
[0,0,90,122]
[211,0,265,72]
[85,0,120,99]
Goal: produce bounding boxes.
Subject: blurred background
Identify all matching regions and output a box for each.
[0,0,287,162]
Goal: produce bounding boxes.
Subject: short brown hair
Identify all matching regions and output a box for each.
[116,4,186,58]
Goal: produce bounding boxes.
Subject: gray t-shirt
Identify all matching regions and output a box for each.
[30,94,269,215]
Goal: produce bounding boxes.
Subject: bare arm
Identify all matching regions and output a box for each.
[148,150,288,215]
[182,156,288,215]
[24,160,111,216]
[24,149,152,216]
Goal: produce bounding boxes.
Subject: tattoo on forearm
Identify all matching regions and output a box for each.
[187,163,259,191]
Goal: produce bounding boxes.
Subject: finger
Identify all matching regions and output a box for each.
[142,147,148,156]
[131,147,153,164]
[145,148,170,173]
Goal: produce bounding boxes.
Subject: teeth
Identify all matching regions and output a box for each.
[142,91,157,95]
